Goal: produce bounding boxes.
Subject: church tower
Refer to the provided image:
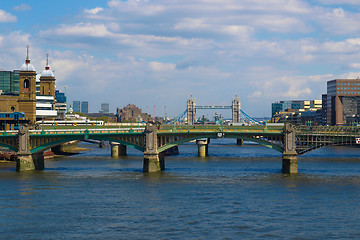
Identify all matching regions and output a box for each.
[39,54,55,98]
[18,45,37,124]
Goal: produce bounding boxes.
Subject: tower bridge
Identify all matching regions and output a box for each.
[1,123,360,174]
[186,95,241,124]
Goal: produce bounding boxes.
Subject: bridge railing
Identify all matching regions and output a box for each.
[0,130,18,136]
[296,126,360,136]
[28,127,145,135]
[159,125,283,134]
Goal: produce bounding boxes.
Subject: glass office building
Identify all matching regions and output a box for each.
[81,101,88,114]
[0,70,20,94]
[73,101,81,113]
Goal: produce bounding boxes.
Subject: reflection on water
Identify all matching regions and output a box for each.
[0,140,360,239]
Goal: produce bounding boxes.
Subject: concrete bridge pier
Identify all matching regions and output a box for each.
[236,139,243,146]
[16,153,35,171]
[196,139,209,157]
[16,124,44,171]
[282,152,298,174]
[282,123,298,174]
[111,142,127,157]
[143,152,161,172]
[143,122,162,173]
[159,152,165,171]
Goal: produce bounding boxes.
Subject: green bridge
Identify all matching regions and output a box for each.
[1,123,360,173]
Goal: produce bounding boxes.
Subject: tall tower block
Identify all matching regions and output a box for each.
[232,95,241,123]
[18,45,37,124]
[39,54,55,98]
[187,95,196,125]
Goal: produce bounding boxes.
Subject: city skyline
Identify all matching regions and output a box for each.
[1,1,360,117]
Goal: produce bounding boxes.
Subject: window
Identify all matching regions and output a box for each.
[24,79,30,92]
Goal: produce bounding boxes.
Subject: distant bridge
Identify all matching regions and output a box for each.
[169,95,261,125]
[1,124,360,174]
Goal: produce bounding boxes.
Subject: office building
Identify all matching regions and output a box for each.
[271,99,323,125]
[55,90,67,120]
[55,90,66,104]
[73,101,80,113]
[100,103,109,113]
[0,70,19,94]
[326,79,360,125]
[81,101,88,114]
[271,100,322,117]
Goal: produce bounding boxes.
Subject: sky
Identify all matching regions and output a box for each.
[1,0,360,118]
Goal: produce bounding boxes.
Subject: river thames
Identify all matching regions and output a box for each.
[1,139,360,239]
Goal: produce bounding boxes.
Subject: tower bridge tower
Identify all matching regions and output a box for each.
[232,95,241,123]
[187,95,196,125]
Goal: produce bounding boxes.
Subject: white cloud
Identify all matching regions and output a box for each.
[0,10,17,22]
[316,7,360,35]
[349,63,360,69]
[13,4,32,11]
[108,0,165,15]
[339,72,360,79]
[84,7,103,15]
[318,0,360,5]
[148,62,175,72]
[41,23,113,38]
[322,38,360,53]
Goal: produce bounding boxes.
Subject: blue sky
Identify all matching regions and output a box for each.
[1,0,360,118]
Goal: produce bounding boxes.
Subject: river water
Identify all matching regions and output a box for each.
[1,139,360,239]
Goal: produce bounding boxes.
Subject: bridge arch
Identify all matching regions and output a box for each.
[296,141,358,155]
[0,142,18,152]
[157,133,284,154]
[30,136,145,154]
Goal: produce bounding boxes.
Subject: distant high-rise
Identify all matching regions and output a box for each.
[81,101,88,114]
[73,101,80,113]
[100,103,109,113]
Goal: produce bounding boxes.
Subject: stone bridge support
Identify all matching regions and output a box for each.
[16,124,44,171]
[282,123,298,174]
[236,139,244,146]
[196,138,210,157]
[143,122,163,172]
[111,142,127,157]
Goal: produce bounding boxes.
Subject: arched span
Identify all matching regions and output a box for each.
[297,140,357,155]
[30,136,145,154]
[31,137,83,154]
[157,133,284,153]
[0,142,17,152]
[87,136,145,152]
